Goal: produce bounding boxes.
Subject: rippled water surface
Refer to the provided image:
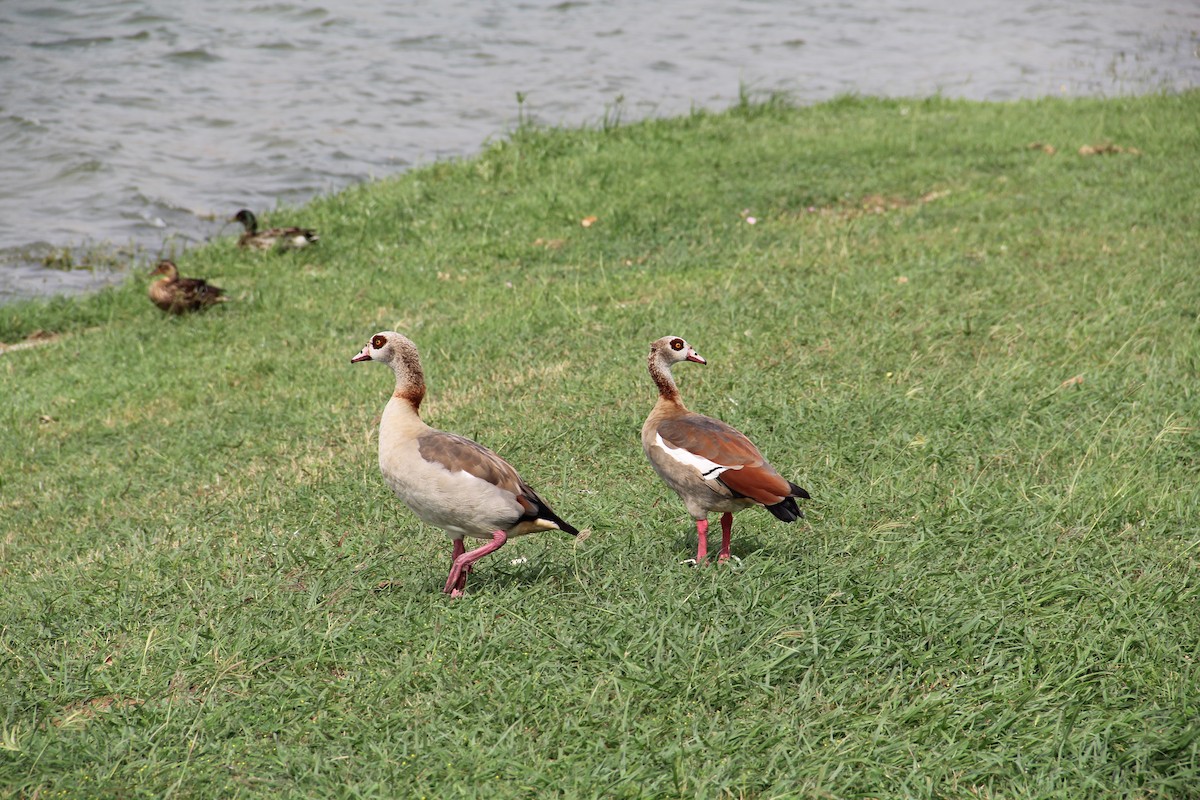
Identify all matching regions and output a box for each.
[1,0,1196,302]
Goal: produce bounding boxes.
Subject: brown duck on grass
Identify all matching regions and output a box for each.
[147,260,228,314]
[230,208,318,251]
[641,335,810,565]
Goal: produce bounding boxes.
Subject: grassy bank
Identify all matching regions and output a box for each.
[2,91,1199,798]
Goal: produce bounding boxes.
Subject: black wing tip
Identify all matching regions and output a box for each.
[522,492,580,536]
[765,497,802,523]
[766,482,811,522]
[542,503,579,536]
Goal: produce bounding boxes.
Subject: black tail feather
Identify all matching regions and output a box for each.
[535,499,580,536]
[765,497,802,522]
[765,482,810,522]
[529,503,579,536]
[518,483,580,536]
[550,512,580,537]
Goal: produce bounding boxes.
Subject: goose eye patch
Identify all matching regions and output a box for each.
[671,339,684,351]
[372,335,387,349]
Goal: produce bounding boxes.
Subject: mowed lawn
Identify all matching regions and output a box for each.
[2,92,1199,798]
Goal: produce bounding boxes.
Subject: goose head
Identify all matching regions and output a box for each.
[352,331,426,408]
[649,335,706,368]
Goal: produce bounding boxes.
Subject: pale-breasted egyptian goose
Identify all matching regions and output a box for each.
[147,260,228,314]
[641,335,810,564]
[230,209,318,251]
[352,331,579,597]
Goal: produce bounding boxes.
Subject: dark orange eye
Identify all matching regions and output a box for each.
[670,338,684,351]
[371,335,387,349]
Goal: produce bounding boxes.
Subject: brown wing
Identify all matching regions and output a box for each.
[269,227,319,248]
[280,226,318,240]
[418,432,577,534]
[657,413,793,506]
[176,277,223,303]
[418,431,522,492]
[171,277,224,310]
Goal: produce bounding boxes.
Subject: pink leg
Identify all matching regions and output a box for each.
[450,539,469,594]
[444,531,508,597]
[694,518,709,563]
[718,512,734,563]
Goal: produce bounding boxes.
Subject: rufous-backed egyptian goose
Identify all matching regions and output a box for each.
[230,209,319,251]
[642,336,810,564]
[147,260,228,314]
[352,331,579,597]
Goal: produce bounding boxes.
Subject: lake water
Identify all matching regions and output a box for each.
[1,0,1196,303]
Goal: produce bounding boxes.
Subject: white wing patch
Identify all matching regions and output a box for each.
[654,432,742,480]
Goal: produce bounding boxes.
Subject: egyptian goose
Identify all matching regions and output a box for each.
[230,209,318,251]
[147,260,228,314]
[641,336,810,564]
[352,331,579,597]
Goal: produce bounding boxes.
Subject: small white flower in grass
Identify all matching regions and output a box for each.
[509,556,528,566]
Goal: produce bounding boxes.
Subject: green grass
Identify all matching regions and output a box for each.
[2,91,1200,798]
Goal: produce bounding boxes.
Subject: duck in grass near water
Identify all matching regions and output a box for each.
[147,260,228,314]
[230,208,319,252]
